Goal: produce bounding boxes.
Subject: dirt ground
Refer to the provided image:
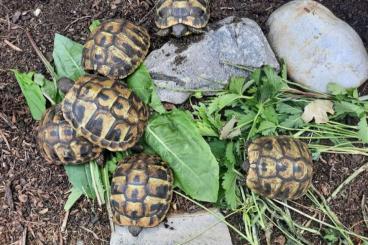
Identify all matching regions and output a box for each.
[0,0,368,244]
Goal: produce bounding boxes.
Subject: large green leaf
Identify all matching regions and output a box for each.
[127,65,166,114]
[13,70,46,120]
[145,110,219,202]
[64,163,97,199]
[53,34,85,80]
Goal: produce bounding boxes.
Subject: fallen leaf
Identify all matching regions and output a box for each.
[302,100,334,124]
[220,117,241,140]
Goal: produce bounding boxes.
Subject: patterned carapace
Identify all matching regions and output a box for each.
[37,105,102,165]
[82,19,150,79]
[246,136,313,199]
[61,76,149,152]
[155,0,210,36]
[111,154,173,232]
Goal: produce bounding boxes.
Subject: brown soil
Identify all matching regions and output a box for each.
[0,0,367,244]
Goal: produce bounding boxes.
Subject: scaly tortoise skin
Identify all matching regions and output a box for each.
[82,19,150,79]
[246,136,313,200]
[111,154,174,236]
[37,105,102,165]
[155,0,210,37]
[61,76,149,152]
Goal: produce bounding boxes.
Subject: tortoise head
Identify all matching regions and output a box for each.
[128,226,143,237]
[58,77,74,94]
[172,24,189,38]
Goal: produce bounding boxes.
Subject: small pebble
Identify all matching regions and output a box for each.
[33,8,41,17]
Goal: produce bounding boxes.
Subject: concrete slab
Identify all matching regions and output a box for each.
[110,209,233,245]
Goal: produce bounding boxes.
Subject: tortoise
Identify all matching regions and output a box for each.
[111,154,174,236]
[37,105,102,165]
[155,0,210,37]
[82,19,150,79]
[58,76,149,152]
[244,136,313,200]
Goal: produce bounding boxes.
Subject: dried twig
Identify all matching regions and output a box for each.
[25,31,57,80]
[21,227,27,245]
[0,129,10,150]
[80,226,108,243]
[362,195,368,228]
[5,181,14,211]
[60,210,69,232]
[328,162,368,202]
[63,16,91,32]
[0,112,16,129]
[4,39,23,52]
[138,1,158,25]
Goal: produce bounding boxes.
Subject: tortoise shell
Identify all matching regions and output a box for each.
[155,0,209,36]
[246,136,313,199]
[82,19,150,79]
[111,154,173,235]
[61,76,149,152]
[37,105,102,165]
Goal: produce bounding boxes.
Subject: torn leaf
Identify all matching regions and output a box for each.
[302,100,334,124]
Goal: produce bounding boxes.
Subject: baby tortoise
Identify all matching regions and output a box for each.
[82,19,150,79]
[59,76,149,152]
[37,105,102,165]
[155,0,210,37]
[244,136,313,199]
[111,154,174,236]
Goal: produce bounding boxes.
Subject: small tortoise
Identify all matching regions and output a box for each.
[37,105,102,165]
[111,154,174,236]
[244,136,313,199]
[59,76,149,152]
[82,19,150,79]
[155,0,210,37]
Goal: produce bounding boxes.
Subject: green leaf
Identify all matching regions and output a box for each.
[327,83,347,95]
[334,101,364,118]
[64,163,96,199]
[257,121,276,135]
[53,34,85,80]
[207,94,241,115]
[127,64,166,114]
[358,117,368,143]
[222,169,238,210]
[276,103,302,115]
[279,114,305,129]
[195,121,218,137]
[228,76,246,95]
[208,139,227,161]
[34,73,58,104]
[13,70,46,120]
[89,20,101,32]
[145,110,219,202]
[224,142,236,169]
[263,106,278,124]
[64,187,83,211]
[90,161,105,205]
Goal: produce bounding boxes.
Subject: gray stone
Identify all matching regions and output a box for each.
[144,16,279,104]
[110,209,232,245]
[267,0,368,93]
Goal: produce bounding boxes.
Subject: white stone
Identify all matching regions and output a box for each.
[110,209,233,245]
[267,0,368,92]
[145,16,279,104]
[33,8,41,17]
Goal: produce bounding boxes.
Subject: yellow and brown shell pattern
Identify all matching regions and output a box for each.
[246,136,313,199]
[155,0,210,29]
[37,105,102,165]
[61,76,149,152]
[111,154,174,230]
[82,19,150,79]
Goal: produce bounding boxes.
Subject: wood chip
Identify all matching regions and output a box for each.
[5,182,14,211]
[39,208,48,214]
[4,39,23,52]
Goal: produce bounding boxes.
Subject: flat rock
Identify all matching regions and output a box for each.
[110,209,232,245]
[144,16,279,104]
[267,0,368,93]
